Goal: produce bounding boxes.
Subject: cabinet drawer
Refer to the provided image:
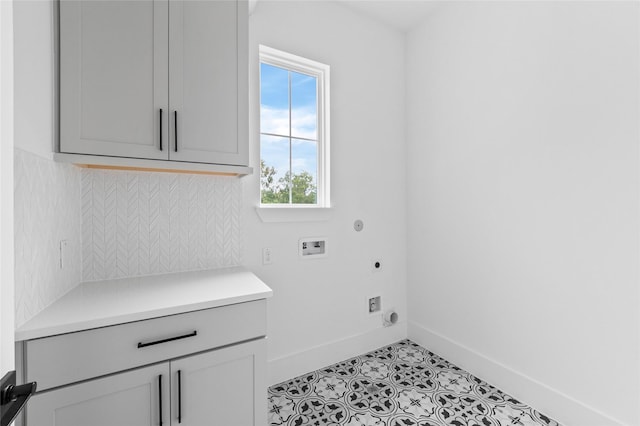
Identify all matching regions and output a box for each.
[24,300,266,391]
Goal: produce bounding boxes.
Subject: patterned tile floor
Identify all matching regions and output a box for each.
[268,340,561,426]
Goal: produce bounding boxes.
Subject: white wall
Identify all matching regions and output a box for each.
[245,0,408,384]
[406,3,639,425]
[13,0,54,160]
[1,0,15,375]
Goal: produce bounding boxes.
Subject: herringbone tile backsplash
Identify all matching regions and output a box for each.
[81,169,242,282]
[14,149,82,327]
[15,151,243,326]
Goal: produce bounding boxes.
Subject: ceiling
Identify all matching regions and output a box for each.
[250,0,443,34]
[335,0,443,33]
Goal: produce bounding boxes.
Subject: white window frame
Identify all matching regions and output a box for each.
[259,45,330,208]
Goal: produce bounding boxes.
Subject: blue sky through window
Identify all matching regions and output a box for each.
[260,62,318,203]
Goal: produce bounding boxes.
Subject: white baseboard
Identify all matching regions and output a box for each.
[268,321,407,385]
[408,321,626,426]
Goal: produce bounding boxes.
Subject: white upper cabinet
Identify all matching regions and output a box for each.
[59,0,248,167]
[59,0,169,160]
[169,0,248,165]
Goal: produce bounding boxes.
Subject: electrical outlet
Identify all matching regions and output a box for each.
[262,248,272,265]
[59,240,68,269]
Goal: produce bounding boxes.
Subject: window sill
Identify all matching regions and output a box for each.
[255,206,333,223]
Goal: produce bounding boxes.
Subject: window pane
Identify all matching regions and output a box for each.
[291,138,317,204]
[260,63,289,136]
[259,46,328,207]
[291,71,317,140]
[260,134,291,204]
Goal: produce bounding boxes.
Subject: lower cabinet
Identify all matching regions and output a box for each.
[26,339,266,426]
[173,340,264,426]
[27,363,169,426]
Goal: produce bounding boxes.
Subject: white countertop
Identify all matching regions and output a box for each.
[15,267,273,341]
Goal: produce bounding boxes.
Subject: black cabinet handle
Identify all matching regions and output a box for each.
[178,370,182,423]
[137,331,197,349]
[1,371,37,426]
[159,109,163,151]
[158,375,163,426]
[174,111,178,152]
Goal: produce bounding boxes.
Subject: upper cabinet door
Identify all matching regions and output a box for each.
[169,0,249,166]
[59,0,169,159]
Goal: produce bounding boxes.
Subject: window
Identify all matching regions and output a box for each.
[259,45,330,207]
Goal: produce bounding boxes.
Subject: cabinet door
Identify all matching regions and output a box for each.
[59,0,169,159]
[169,0,248,166]
[26,363,170,426]
[171,338,266,426]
